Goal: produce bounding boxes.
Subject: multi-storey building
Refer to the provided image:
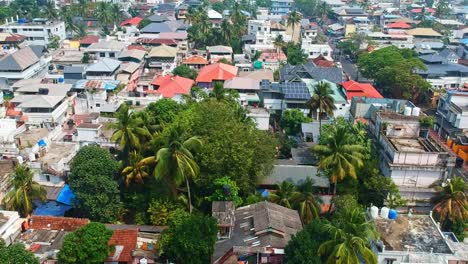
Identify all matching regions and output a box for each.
[436,91,468,139]
[270,0,293,16]
[0,18,65,46]
[351,97,456,206]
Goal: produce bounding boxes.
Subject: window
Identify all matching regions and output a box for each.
[100,52,105,57]
[385,259,396,264]
[12,29,17,33]
[109,52,115,57]
[96,103,100,107]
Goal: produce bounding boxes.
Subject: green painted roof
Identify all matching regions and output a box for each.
[253,60,263,69]
[303,79,347,103]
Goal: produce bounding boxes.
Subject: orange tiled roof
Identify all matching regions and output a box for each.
[182,55,209,65]
[30,216,89,231]
[387,21,411,29]
[195,63,238,83]
[151,75,194,98]
[107,229,138,263]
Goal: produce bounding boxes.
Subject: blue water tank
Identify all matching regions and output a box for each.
[388,209,397,220]
[18,18,26,24]
[58,77,64,83]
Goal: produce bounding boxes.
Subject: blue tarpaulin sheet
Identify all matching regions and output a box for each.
[57,184,75,206]
[37,139,47,147]
[33,201,71,216]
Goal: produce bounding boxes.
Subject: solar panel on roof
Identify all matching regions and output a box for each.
[281,82,310,100]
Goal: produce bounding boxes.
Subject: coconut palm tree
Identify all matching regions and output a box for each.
[153,128,202,213]
[3,165,46,217]
[41,0,57,20]
[318,208,378,264]
[108,104,151,161]
[306,81,336,134]
[269,181,301,209]
[96,2,113,27]
[317,2,331,22]
[74,24,88,39]
[121,151,154,185]
[431,177,468,223]
[287,10,302,41]
[312,126,366,195]
[295,177,320,224]
[220,19,232,45]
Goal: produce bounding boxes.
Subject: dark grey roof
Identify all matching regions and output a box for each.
[417,63,468,75]
[0,46,41,71]
[64,66,85,74]
[419,54,444,63]
[157,3,176,12]
[140,22,173,34]
[280,63,343,84]
[438,48,460,60]
[30,45,47,57]
[147,14,169,22]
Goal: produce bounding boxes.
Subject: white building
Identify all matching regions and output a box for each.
[367,32,415,49]
[0,210,22,246]
[0,18,65,46]
[11,94,69,126]
[436,91,468,138]
[85,40,128,60]
[302,44,333,60]
[247,107,270,130]
[0,46,50,84]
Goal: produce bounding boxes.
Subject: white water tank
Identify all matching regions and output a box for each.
[370,206,379,219]
[404,106,412,116]
[380,207,389,219]
[16,156,23,164]
[412,107,421,116]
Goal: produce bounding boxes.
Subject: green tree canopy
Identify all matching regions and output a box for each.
[285,219,331,264]
[69,146,123,222]
[172,65,198,80]
[58,222,113,264]
[281,109,312,135]
[159,214,218,264]
[357,46,429,101]
[0,241,39,264]
[286,42,308,65]
[207,176,243,206]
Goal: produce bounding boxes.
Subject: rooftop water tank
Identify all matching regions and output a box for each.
[380,207,389,219]
[370,206,379,219]
[388,209,397,220]
[404,106,412,116]
[412,107,421,116]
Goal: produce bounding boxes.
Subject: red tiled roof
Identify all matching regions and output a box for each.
[107,229,138,263]
[387,21,411,29]
[30,216,89,231]
[341,80,383,101]
[313,55,335,67]
[258,49,287,62]
[150,75,194,98]
[135,38,178,46]
[4,34,26,42]
[120,17,142,27]
[195,63,238,83]
[411,8,435,13]
[182,55,209,65]
[79,35,100,45]
[127,45,146,51]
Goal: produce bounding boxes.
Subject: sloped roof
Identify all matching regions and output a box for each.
[147,14,170,22]
[419,53,444,63]
[182,55,209,65]
[341,80,383,101]
[238,69,274,82]
[17,95,64,108]
[118,49,146,61]
[86,58,121,73]
[411,7,435,13]
[280,62,343,84]
[79,35,100,45]
[196,63,238,83]
[30,216,89,231]
[0,46,40,71]
[158,31,188,40]
[208,9,223,19]
[148,44,178,57]
[224,77,260,90]
[207,45,233,53]
[107,229,138,263]
[406,28,442,37]
[135,38,178,46]
[150,75,194,98]
[119,62,141,74]
[120,16,142,26]
[0,33,25,42]
[387,21,411,29]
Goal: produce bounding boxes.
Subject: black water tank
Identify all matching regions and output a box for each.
[455,157,464,168]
